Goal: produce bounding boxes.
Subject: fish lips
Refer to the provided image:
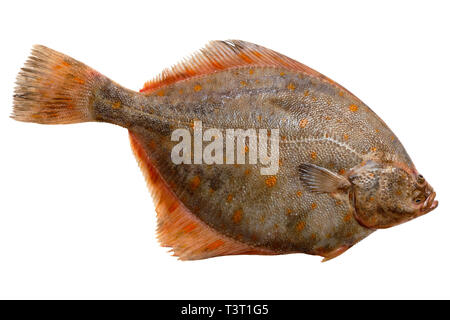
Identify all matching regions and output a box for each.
[418,191,438,215]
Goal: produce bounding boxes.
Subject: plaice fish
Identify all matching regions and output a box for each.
[12,40,438,261]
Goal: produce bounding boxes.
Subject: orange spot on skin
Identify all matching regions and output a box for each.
[339,168,346,175]
[249,69,254,75]
[349,104,359,112]
[111,101,121,109]
[287,208,293,215]
[344,212,352,222]
[311,203,317,210]
[303,90,309,97]
[335,200,343,206]
[369,197,375,202]
[296,221,306,232]
[299,118,308,128]
[157,90,165,97]
[265,176,277,187]
[244,145,249,153]
[194,84,202,92]
[287,83,296,90]
[371,147,377,152]
[190,176,201,190]
[339,90,344,97]
[391,135,395,141]
[343,134,349,141]
[325,116,331,120]
[240,80,247,87]
[244,169,251,175]
[209,188,215,193]
[297,191,302,197]
[227,194,233,202]
[310,233,317,240]
[258,115,262,122]
[281,135,286,141]
[396,190,402,196]
[233,209,243,223]
[205,240,224,251]
[280,71,286,76]
[259,215,266,223]
[310,151,317,160]
[178,89,184,94]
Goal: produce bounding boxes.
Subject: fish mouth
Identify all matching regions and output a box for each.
[420,191,438,215]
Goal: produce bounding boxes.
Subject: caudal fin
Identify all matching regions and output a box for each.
[12,45,101,124]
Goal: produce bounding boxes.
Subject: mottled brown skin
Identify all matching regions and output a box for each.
[88,64,435,257]
[349,161,437,229]
[13,42,437,260]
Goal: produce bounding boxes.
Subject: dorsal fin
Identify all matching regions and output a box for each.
[129,131,277,260]
[140,40,355,97]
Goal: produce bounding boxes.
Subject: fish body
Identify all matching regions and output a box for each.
[12,40,438,261]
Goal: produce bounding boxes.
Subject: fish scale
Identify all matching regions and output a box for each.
[11,40,438,261]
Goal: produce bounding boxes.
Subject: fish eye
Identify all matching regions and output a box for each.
[417,174,425,184]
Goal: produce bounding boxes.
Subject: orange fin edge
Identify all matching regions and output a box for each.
[140,40,355,98]
[128,130,277,260]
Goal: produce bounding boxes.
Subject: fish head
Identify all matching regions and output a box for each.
[350,161,438,229]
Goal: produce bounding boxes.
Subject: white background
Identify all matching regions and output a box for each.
[0,0,449,299]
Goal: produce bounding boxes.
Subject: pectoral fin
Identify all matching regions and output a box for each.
[299,164,351,193]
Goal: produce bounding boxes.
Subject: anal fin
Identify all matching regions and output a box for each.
[129,131,276,260]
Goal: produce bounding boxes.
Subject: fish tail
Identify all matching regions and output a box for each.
[12,45,104,124]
